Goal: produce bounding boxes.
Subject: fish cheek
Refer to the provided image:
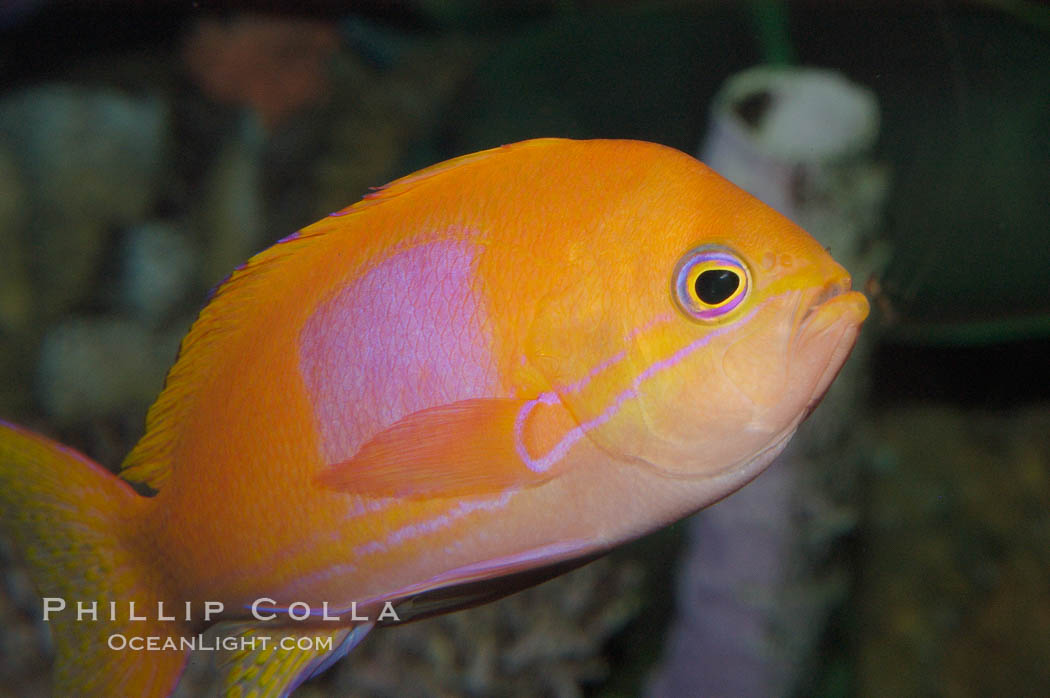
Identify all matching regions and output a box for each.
[622,300,801,476]
[522,276,631,415]
[721,304,791,410]
[628,347,759,475]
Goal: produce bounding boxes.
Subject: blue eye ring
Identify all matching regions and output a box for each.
[672,246,751,321]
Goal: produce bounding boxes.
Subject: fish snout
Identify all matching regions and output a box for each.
[798,272,857,328]
[791,279,869,415]
[799,282,869,336]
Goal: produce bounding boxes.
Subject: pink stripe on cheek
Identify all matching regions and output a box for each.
[512,304,768,472]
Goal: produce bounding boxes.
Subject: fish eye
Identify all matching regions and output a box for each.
[695,269,739,304]
[672,246,750,321]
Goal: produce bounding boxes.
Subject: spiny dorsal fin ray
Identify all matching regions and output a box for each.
[119,234,323,489]
[121,139,569,490]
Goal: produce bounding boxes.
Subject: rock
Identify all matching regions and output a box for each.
[174,555,644,697]
[35,316,177,425]
[0,144,29,333]
[0,84,169,317]
[196,112,265,286]
[120,221,198,325]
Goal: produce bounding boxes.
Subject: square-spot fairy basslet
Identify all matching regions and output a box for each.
[0,139,868,696]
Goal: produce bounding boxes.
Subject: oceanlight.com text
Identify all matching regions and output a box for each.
[107,633,334,652]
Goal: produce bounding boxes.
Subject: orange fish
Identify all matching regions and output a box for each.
[0,138,868,696]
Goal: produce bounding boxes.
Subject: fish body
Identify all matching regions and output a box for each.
[0,138,868,696]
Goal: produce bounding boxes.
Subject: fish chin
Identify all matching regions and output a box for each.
[793,289,869,410]
[620,408,803,522]
[626,289,867,482]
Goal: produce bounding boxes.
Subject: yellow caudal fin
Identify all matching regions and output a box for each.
[0,420,189,696]
[211,622,373,697]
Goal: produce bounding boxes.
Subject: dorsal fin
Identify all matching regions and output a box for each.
[120,138,569,490]
[119,230,326,489]
[351,138,566,210]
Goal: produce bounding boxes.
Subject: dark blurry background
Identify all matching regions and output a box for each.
[0,2,1048,696]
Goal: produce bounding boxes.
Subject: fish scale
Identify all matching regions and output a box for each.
[0,138,868,696]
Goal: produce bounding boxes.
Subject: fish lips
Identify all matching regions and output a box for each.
[794,288,870,409]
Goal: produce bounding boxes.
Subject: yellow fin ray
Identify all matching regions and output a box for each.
[120,140,568,492]
[0,421,187,695]
[217,623,373,698]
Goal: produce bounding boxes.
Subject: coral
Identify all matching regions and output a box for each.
[35,316,179,425]
[119,221,198,325]
[173,556,645,697]
[0,144,29,336]
[650,66,886,698]
[858,407,1050,696]
[319,556,644,697]
[182,15,339,131]
[0,85,168,320]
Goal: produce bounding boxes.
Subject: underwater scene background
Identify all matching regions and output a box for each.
[1,2,1048,696]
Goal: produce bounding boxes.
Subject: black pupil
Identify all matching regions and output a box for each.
[695,269,740,305]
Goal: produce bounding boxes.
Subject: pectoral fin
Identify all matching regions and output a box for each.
[315,396,580,499]
[383,546,603,625]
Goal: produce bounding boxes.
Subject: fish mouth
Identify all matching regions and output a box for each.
[798,277,869,335]
[794,279,870,415]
